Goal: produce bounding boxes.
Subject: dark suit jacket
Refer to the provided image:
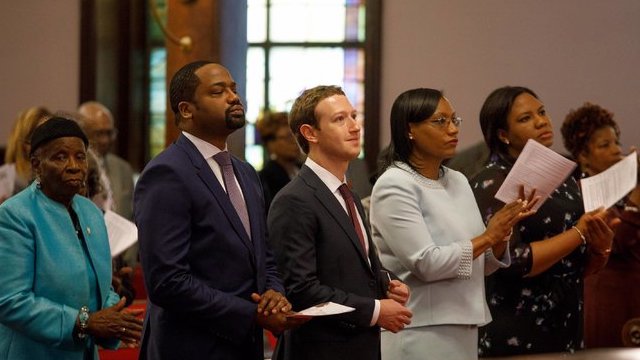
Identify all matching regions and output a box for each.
[258,160,299,211]
[268,165,389,360]
[134,134,284,360]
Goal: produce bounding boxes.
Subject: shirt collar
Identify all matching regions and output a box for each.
[182,131,225,159]
[305,157,346,194]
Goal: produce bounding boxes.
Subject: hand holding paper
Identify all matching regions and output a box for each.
[287,302,355,318]
[581,151,638,212]
[495,139,576,210]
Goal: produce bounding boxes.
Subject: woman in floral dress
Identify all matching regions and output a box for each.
[471,86,615,356]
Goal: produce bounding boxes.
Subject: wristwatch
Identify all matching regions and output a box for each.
[77,306,90,340]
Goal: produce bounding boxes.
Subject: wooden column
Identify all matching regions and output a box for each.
[164,0,221,145]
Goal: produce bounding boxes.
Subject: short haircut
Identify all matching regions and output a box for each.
[561,102,620,158]
[169,60,214,125]
[289,85,345,154]
[479,86,539,157]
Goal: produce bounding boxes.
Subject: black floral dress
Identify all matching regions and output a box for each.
[471,154,587,356]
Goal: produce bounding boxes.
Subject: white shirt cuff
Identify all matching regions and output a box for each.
[370,299,380,326]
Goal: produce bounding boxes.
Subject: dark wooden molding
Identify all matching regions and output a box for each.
[365,0,382,175]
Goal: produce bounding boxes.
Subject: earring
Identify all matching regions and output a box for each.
[503,139,510,145]
[408,134,414,140]
[35,177,42,189]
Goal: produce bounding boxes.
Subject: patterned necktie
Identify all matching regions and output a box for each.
[213,151,251,239]
[338,183,366,253]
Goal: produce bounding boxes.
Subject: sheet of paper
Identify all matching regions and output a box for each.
[287,302,355,318]
[0,163,16,199]
[581,151,638,212]
[495,139,577,210]
[103,210,138,257]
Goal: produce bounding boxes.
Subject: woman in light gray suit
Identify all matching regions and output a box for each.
[369,88,537,360]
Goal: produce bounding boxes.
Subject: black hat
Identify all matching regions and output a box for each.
[30,117,89,156]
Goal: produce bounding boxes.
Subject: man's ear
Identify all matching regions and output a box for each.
[178,101,193,121]
[300,124,318,145]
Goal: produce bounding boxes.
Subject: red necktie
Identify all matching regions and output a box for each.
[338,183,367,253]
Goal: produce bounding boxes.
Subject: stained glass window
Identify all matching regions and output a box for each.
[246,0,368,169]
[149,48,167,158]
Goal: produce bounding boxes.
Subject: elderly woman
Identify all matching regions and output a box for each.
[561,102,640,348]
[471,87,616,356]
[369,88,536,360]
[0,117,143,359]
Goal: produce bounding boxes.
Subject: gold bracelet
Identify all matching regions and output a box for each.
[572,226,586,245]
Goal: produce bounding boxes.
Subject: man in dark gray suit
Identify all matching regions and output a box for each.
[268,85,412,360]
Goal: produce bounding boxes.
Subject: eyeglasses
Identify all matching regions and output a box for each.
[428,116,463,129]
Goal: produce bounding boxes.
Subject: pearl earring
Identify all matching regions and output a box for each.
[504,139,510,145]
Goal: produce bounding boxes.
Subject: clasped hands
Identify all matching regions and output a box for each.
[251,289,309,335]
[377,279,412,333]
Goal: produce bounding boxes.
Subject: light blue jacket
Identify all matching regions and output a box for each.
[0,183,120,360]
[370,163,510,328]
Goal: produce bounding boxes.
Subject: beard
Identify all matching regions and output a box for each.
[225,107,246,130]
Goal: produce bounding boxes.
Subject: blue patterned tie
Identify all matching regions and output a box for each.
[213,151,251,239]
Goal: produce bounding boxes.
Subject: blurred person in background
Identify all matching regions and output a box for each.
[562,102,640,348]
[3,106,52,198]
[77,101,137,267]
[255,111,302,210]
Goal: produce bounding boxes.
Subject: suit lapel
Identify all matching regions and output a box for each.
[176,135,255,258]
[299,166,373,273]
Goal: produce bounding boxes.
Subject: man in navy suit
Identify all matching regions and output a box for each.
[134,61,299,359]
[268,86,413,360]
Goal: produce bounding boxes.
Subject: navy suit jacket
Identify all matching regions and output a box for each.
[268,165,389,360]
[134,134,284,360]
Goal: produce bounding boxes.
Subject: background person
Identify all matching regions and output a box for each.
[370,88,535,360]
[0,117,142,360]
[255,111,302,210]
[561,102,640,348]
[3,106,52,196]
[471,86,616,356]
[77,101,137,266]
